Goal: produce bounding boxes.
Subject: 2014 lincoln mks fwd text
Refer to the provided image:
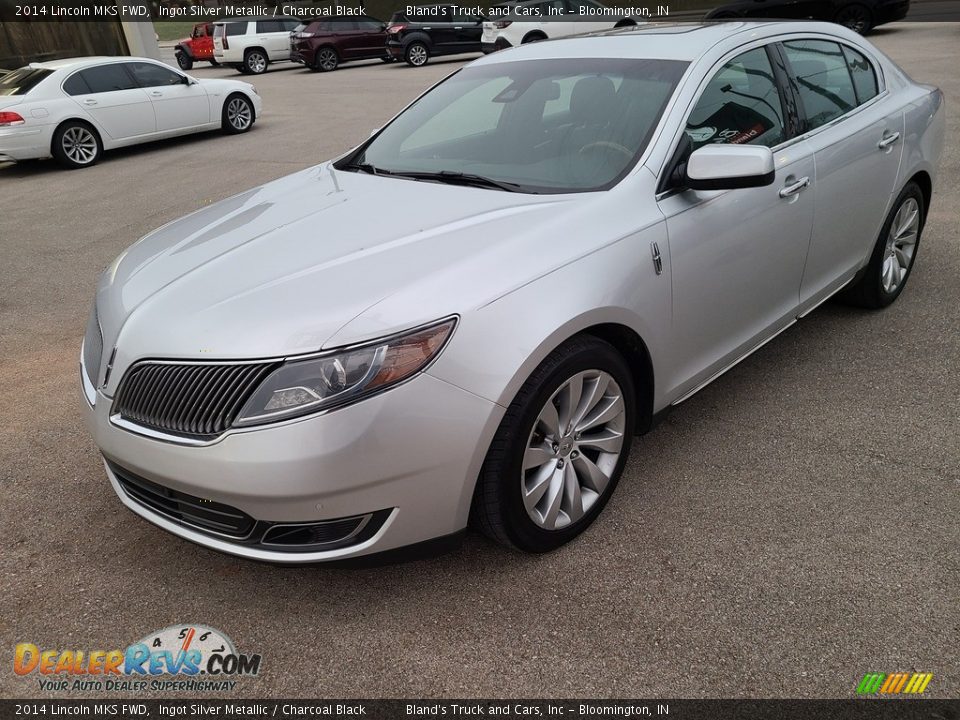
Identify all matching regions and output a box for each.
[81,22,943,563]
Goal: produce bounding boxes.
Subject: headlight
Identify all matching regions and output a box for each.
[233,317,456,427]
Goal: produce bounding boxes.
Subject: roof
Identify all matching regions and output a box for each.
[28,56,165,71]
[474,21,797,63]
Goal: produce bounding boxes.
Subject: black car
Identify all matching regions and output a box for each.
[704,0,910,34]
[386,4,485,67]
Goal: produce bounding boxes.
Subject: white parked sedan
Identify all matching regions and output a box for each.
[0,57,261,169]
[82,23,943,563]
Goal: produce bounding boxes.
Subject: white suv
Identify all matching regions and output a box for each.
[482,0,639,53]
[213,17,301,74]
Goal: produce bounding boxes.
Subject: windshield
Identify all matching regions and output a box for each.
[0,67,53,96]
[337,57,687,193]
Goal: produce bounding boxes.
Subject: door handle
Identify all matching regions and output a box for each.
[149,91,163,97]
[878,131,900,150]
[83,99,97,105]
[779,176,810,198]
[455,26,463,29]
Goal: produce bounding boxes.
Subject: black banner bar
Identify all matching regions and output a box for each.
[3,700,960,720]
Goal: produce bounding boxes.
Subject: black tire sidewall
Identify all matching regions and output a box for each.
[489,340,636,553]
[867,182,925,307]
[175,51,192,71]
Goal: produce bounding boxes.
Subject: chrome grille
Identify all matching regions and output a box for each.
[82,304,103,387]
[113,360,278,439]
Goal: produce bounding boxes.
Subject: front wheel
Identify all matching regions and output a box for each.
[175,50,193,71]
[209,58,220,67]
[472,336,636,553]
[840,182,925,308]
[51,121,102,169]
[221,94,255,134]
[405,42,429,67]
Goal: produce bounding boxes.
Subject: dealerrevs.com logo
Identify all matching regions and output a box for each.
[14,624,261,692]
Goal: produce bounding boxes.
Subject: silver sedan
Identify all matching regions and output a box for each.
[81,21,944,562]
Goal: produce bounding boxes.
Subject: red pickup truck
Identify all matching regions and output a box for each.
[174,23,219,70]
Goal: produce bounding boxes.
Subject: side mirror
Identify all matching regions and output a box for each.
[686,144,775,190]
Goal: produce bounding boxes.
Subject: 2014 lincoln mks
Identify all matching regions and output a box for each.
[82,22,943,563]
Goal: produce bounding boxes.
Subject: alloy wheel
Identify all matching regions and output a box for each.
[247,52,266,73]
[227,98,252,130]
[521,370,626,530]
[881,197,919,294]
[62,126,98,165]
[318,49,338,71]
[836,6,870,33]
[408,44,428,66]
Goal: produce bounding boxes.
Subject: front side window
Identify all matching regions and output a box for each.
[782,39,857,131]
[685,47,785,150]
[337,57,687,193]
[126,62,183,88]
[78,64,136,94]
[842,45,879,104]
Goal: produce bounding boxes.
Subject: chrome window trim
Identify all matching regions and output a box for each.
[654,32,891,201]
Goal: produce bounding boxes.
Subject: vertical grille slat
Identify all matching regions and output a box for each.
[113,359,278,440]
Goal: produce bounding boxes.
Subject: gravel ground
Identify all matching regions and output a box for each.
[0,23,957,700]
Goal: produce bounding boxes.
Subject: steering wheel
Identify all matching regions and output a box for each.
[579,140,633,160]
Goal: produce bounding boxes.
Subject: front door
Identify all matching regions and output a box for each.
[657,46,815,399]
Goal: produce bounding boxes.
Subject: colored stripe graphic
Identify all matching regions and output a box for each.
[857,672,932,694]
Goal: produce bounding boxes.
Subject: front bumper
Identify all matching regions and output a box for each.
[83,372,502,563]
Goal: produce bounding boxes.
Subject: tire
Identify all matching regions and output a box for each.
[221,93,255,134]
[51,120,102,169]
[209,58,220,67]
[521,32,547,44]
[834,3,873,33]
[472,336,637,553]
[243,48,268,74]
[313,46,339,72]
[404,41,429,67]
[175,49,193,71]
[839,182,925,309]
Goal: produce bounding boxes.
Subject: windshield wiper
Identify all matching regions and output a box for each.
[389,170,524,193]
[338,161,385,175]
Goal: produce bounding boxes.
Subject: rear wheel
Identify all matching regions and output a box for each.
[243,48,268,74]
[472,336,636,553]
[834,3,872,33]
[840,182,924,308]
[221,94,255,134]
[405,41,429,67]
[175,49,193,71]
[314,47,339,72]
[51,121,102,169]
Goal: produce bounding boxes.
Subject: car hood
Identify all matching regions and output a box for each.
[97,163,603,388]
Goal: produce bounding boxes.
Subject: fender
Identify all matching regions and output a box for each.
[175,43,194,59]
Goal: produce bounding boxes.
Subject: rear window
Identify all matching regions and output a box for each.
[0,67,53,96]
[842,46,879,104]
[62,72,92,96]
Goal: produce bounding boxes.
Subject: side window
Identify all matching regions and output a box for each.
[782,39,857,131]
[126,62,184,88]
[357,18,384,31]
[225,22,248,36]
[256,20,282,33]
[686,47,785,150]
[842,45,879,104]
[63,72,92,96]
[282,20,300,31]
[78,64,137,93]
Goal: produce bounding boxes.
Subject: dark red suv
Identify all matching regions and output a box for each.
[290,17,392,72]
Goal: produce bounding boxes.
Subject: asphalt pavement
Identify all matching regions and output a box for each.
[0,23,957,699]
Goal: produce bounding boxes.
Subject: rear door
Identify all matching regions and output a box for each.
[778,38,904,305]
[256,19,296,60]
[125,61,210,132]
[66,63,155,140]
[355,16,389,57]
